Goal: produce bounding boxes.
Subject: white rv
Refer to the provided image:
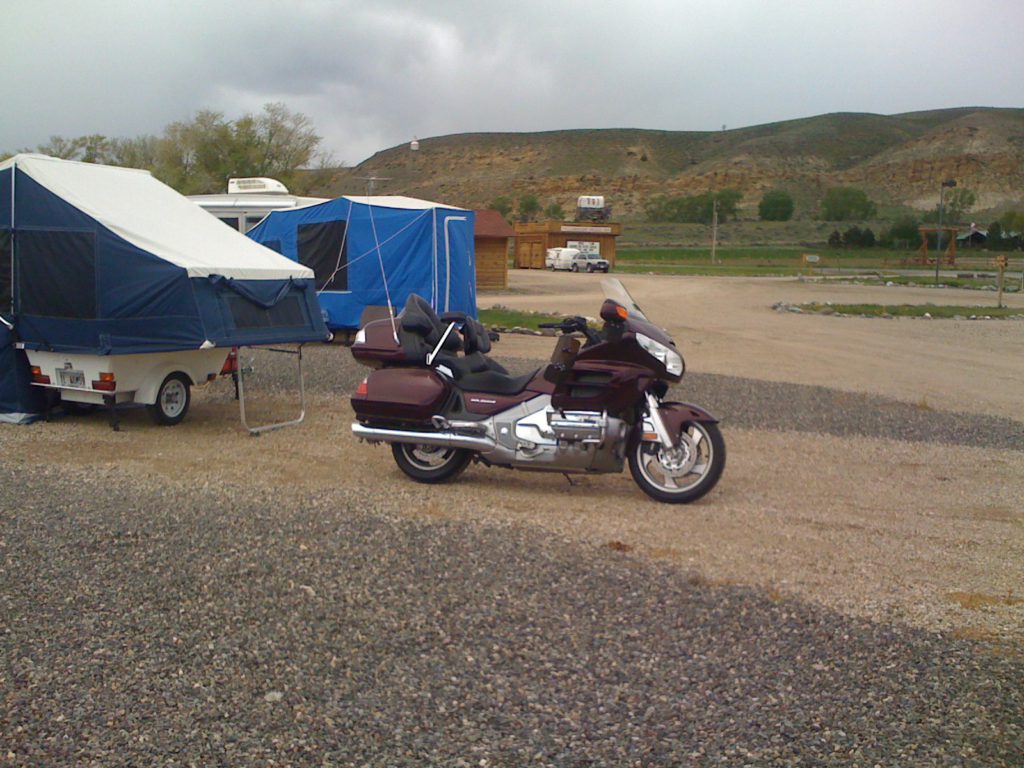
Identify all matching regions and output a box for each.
[189,177,327,232]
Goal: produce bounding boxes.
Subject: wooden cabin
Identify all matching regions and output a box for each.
[474,210,514,289]
[513,220,623,269]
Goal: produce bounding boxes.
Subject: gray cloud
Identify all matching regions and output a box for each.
[4,0,1022,165]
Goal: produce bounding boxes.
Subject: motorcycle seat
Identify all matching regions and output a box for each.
[455,368,540,395]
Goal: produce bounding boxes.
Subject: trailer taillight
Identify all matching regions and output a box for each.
[220,348,239,375]
[92,372,116,391]
[354,378,369,397]
[30,366,51,385]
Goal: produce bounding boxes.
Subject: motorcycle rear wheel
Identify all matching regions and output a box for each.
[629,422,725,503]
[392,443,472,483]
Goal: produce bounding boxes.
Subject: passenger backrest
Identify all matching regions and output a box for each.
[398,293,460,361]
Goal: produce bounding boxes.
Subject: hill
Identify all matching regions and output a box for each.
[321,107,1024,221]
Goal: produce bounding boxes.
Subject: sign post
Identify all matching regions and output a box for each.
[996,255,1007,309]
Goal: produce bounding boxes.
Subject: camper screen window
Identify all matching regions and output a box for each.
[227,294,306,329]
[17,230,97,319]
[0,229,11,312]
[297,221,347,291]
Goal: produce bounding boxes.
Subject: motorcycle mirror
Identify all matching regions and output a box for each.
[600,299,629,323]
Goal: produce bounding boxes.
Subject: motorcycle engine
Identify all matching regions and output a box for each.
[505,400,627,472]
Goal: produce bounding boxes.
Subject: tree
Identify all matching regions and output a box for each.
[758,189,794,221]
[544,202,565,221]
[820,187,877,221]
[22,103,330,196]
[881,217,922,248]
[712,189,742,222]
[517,193,540,222]
[643,189,741,224]
[945,188,976,223]
[827,229,842,247]
[923,187,977,224]
[489,196,512,219]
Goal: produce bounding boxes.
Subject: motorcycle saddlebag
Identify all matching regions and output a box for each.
[352,367,448,424]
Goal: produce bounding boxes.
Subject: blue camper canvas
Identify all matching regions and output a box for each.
[0,155,329,358]
[246,196,476,330]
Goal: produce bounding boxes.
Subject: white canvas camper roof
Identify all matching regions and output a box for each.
[4,155,312,281]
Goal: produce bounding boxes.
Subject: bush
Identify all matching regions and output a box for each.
[881,217,922,249]
[821,187,877,221]
[644,189,742,224]
[758,190,795,221]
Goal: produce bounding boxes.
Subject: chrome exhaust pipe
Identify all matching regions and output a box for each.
[352,422,495,451]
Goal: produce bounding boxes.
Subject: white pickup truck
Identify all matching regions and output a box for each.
[545,247,610,273]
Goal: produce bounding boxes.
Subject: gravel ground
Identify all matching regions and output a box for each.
[2,463,1022,767]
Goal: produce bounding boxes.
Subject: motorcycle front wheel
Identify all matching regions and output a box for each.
[629,422,725,503]
[392,443,472,483]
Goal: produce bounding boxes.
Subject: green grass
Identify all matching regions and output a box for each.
[614,246,1020,286]
[798,303,1023,318]
[478,307,562,330]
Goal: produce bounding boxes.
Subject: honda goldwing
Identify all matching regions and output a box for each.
[349,279,725,504]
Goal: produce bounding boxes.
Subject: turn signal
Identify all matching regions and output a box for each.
[30,366,50,385]
[354,378,369,397]
[92,372,116,392]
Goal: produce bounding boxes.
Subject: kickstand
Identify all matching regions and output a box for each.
[103,394,120,432]
[562,473,580,487]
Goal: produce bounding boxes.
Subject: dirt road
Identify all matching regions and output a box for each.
[484,272,1024,420]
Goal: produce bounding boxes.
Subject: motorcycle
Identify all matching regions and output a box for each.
[349,278,725,504]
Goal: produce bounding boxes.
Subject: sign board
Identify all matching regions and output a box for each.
[802,254,820,263]
[568,240,600,255]
[561,225,612,234]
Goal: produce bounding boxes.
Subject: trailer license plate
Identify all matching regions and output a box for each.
[59,369,86,388]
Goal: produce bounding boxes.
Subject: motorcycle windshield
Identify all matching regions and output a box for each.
[601,278,649,321]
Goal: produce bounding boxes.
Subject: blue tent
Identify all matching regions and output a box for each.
[0,155,328,356]
[0,155,329,423]
[0,324,44,424]
[246,196,476,330]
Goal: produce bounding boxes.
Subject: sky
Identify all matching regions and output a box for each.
[4,0,1023,167]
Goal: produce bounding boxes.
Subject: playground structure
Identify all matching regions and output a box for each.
[910,225,959,266]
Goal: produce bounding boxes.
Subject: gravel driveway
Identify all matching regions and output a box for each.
[2,461,1022,767]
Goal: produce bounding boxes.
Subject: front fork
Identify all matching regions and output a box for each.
[643,392,676,449]
[640,393,720,449]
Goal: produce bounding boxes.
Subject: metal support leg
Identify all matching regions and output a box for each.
[237,345,307,436]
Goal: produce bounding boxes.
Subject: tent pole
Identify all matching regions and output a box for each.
[7,159,15,319]
[444,216,467,314]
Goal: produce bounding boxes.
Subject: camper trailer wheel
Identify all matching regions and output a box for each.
[149,372,191,426]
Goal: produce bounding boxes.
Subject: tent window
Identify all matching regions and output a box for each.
[227,294,305,329]
[297,220,347,291]
[0,230,11,313]
[17,230,96,319]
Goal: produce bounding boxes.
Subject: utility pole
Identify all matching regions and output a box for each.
[710,198,719,265]
[934,179,956,285]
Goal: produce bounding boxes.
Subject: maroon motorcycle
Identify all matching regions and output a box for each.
[350,279,725,503]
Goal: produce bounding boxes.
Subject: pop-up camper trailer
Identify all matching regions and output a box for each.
[246,196,476,332]
[0,155,329,426]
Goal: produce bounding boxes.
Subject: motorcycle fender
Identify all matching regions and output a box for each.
[641,401,719,443]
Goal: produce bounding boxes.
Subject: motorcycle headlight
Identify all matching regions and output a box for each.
[636,333,683,376]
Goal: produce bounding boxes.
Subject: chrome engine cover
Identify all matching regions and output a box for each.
[479,394,628,472]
